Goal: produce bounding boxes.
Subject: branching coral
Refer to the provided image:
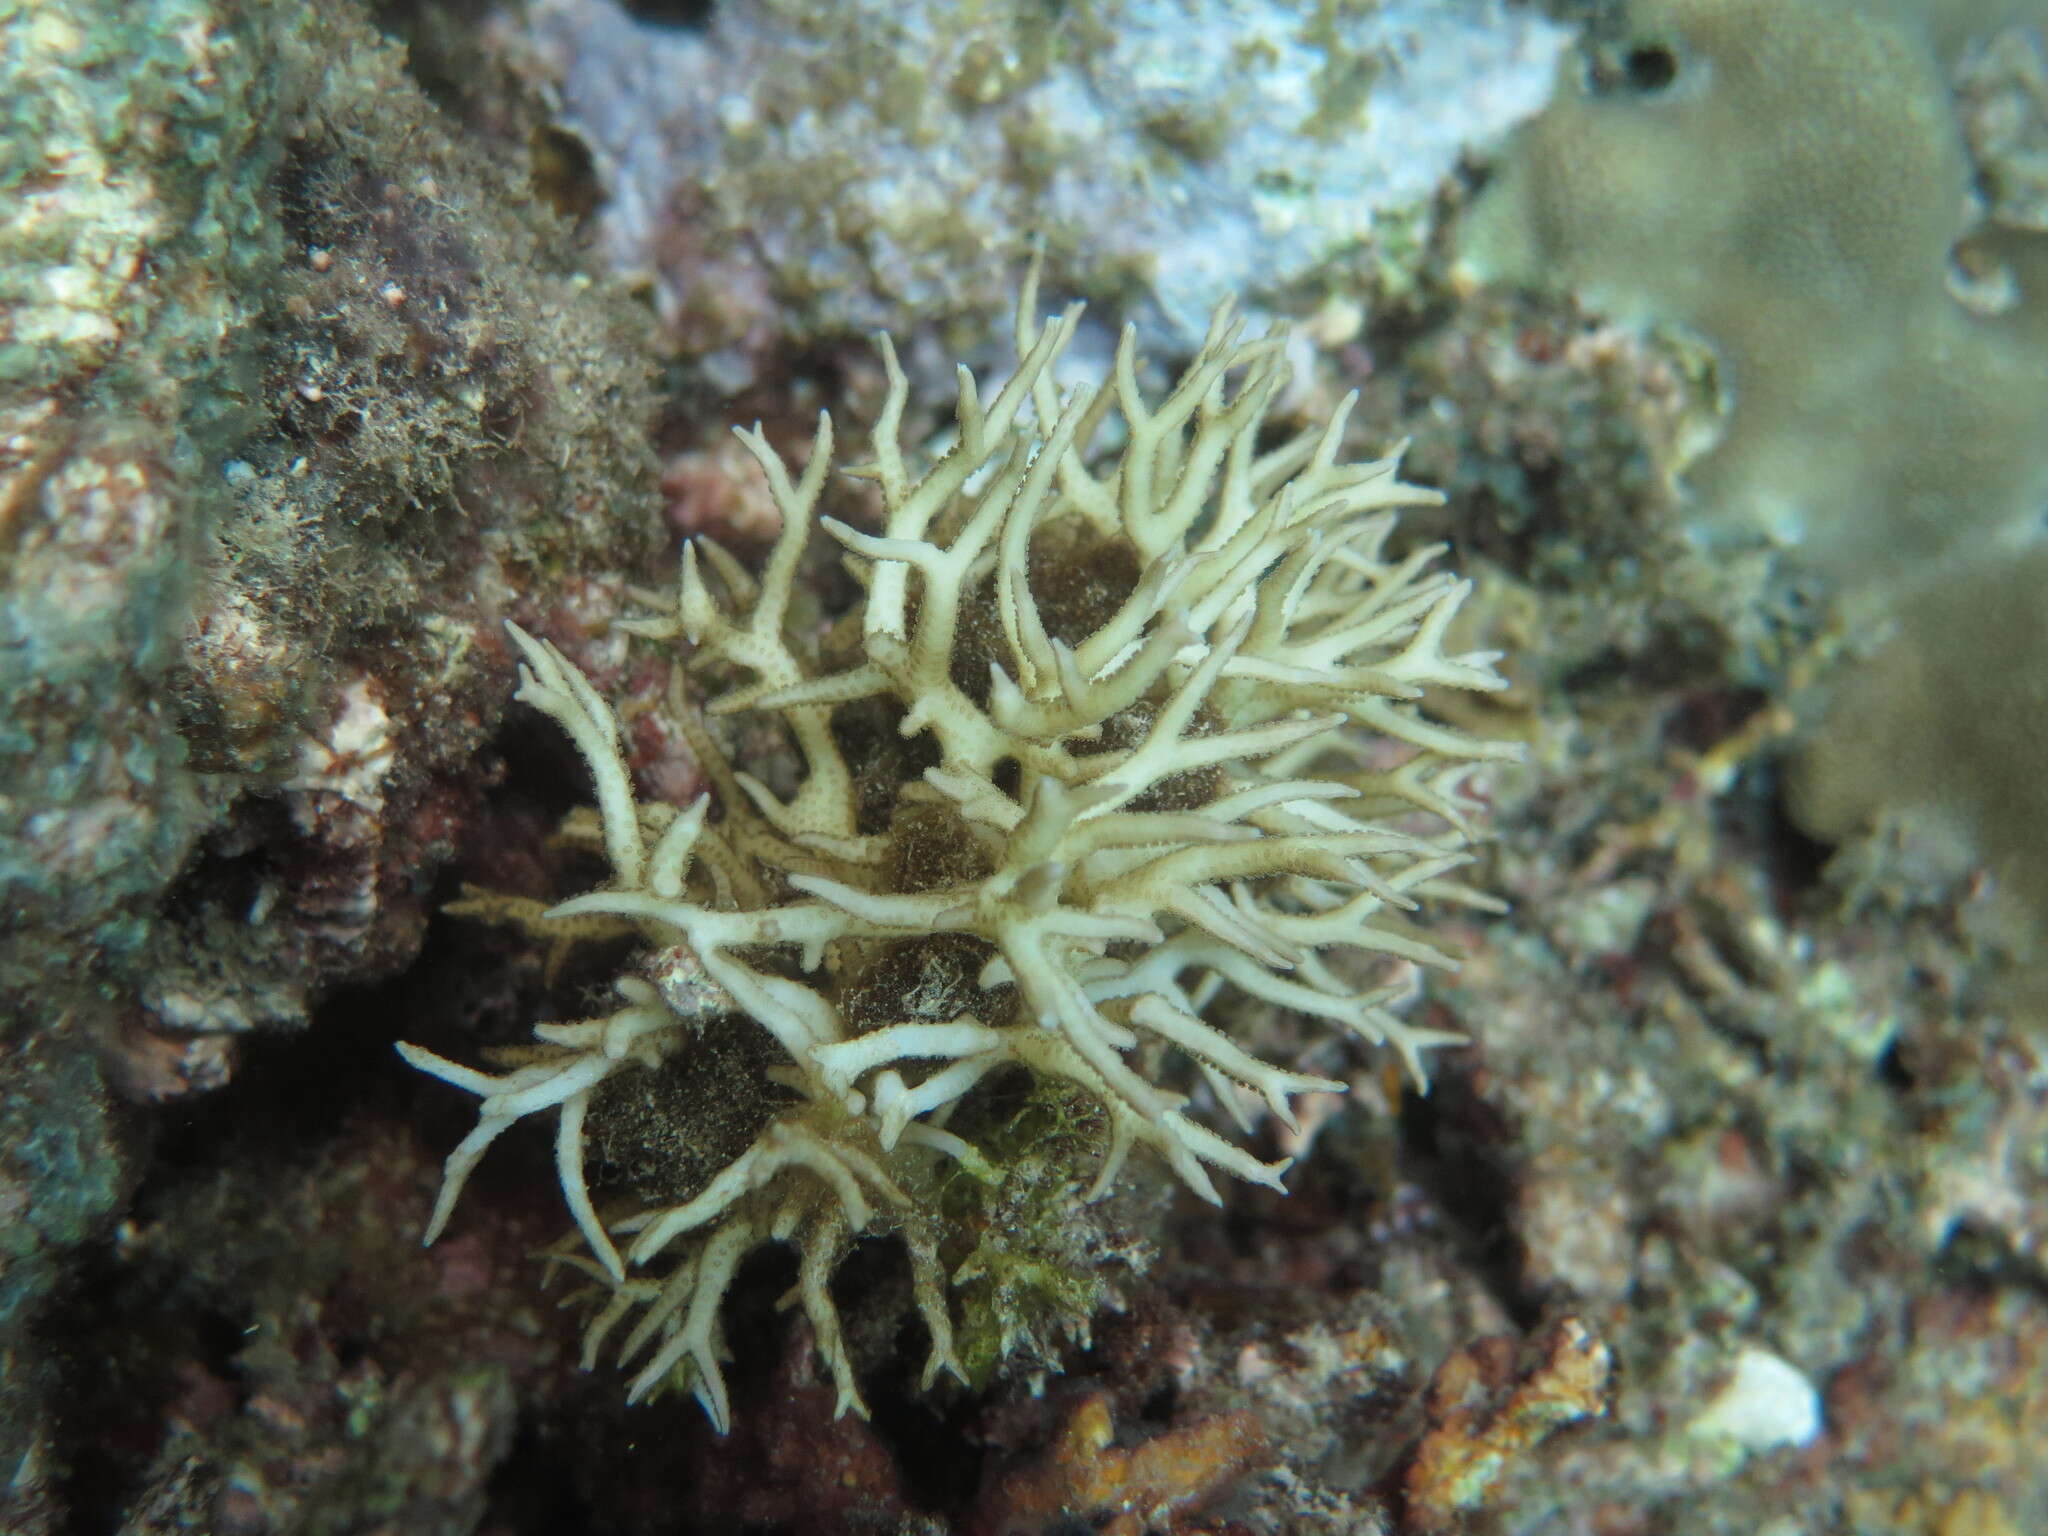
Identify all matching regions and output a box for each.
[401,275,1517,1429]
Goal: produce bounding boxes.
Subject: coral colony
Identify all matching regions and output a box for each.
[400,278,1518,1431]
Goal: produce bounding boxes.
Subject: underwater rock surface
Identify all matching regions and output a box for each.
[520,0,1568,369]
[6,1,2047,1533]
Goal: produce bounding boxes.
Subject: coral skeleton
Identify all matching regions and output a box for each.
[401,273,1517,1428]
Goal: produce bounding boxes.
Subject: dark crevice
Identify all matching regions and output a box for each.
[484,1413,600,1534]
[1399,1074,1543,1330]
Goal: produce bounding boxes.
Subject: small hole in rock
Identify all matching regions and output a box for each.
[1623,44,1678,93]
[622,0,715,28]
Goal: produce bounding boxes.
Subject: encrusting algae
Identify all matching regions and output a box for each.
[400,274,1520,1431]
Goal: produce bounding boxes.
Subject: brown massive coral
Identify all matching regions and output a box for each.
[402,278,1518,1429]
[1454,0,2048,936]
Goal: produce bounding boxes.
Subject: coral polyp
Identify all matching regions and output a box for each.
[400,279,1517,1429]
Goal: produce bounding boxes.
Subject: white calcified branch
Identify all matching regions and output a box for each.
[505,623,644,889]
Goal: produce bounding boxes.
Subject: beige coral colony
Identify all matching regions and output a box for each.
[399,266,1520,1432]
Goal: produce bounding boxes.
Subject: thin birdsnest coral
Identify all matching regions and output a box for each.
[401,274,1518,1428]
